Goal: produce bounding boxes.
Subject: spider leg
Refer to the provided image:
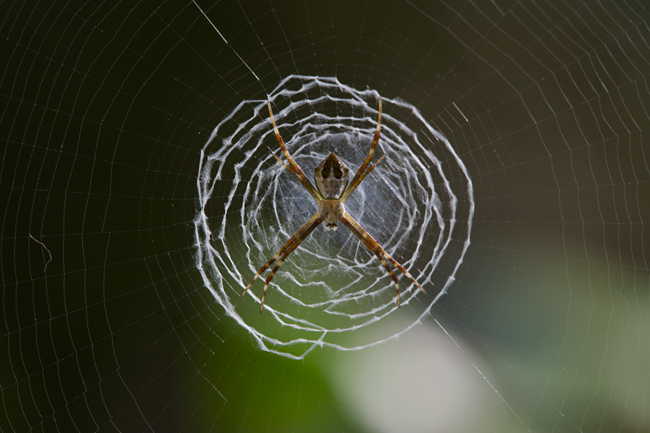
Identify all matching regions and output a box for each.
[382,254,425,294]
[242,212,321,300]
[259,215,323,314]
[271,153,298,177]
[345,154,386,196]
[340,212,425,307]
[342,98,382,202]
[267,101,321,201]
[374,248,402,307]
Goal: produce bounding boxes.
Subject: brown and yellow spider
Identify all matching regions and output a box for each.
[242,98,425,313]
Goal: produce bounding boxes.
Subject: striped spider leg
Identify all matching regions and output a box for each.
[242,98,425,313]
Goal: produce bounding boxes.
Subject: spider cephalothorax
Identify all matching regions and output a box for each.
[242,98,425,313]
[315,153,349,199]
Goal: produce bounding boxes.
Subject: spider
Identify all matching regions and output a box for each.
[242,98,426,313]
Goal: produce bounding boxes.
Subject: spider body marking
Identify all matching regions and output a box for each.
[315,153,349,230]
[242,98,425,313]
[315,153,349,199]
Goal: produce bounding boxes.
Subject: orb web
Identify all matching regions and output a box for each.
[194,75,474,358]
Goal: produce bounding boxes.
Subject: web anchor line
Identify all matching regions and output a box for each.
[192,0,268,98]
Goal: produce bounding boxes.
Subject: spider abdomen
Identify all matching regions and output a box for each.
[319,199,345,231]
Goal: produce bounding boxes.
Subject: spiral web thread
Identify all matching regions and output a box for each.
[194,75,474,358]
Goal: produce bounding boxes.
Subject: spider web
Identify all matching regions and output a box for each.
[195,75,473,358]
[2,1,650,432]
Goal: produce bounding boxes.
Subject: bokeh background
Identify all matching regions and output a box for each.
[2,0,649,432]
